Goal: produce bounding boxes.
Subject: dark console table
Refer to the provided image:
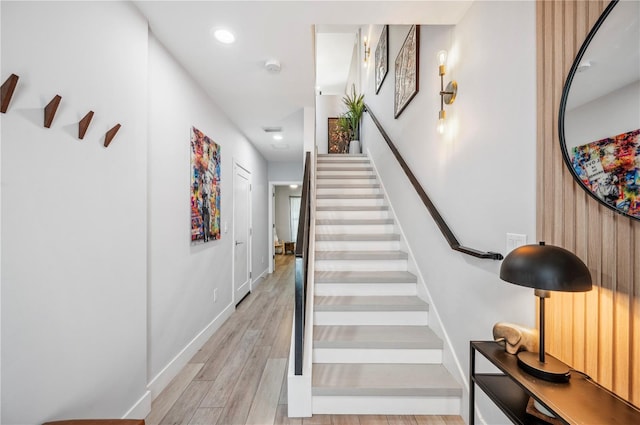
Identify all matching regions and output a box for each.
[470,341,640,425]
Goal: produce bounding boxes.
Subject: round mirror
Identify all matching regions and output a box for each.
[559,0,640,220]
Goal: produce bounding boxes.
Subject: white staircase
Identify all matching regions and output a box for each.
[311,154,461,415]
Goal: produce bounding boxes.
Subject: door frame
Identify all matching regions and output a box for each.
[268,180,302,273]
[233,161,252,304]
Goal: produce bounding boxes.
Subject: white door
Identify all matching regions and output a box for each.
[233,164,251,304]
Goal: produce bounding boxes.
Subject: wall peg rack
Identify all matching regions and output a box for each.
[1,74,19,113]
[44,95,62,128]
[78,111,94,139]
[104,124,121,147]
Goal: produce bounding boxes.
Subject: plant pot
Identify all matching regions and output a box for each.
[349,140,361,154]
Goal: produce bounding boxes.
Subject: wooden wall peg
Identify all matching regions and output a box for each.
[1,74,19,113]
[78,111,94,139]
[104,124,121,147]
[44,95,62,128]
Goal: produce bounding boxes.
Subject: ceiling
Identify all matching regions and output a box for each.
[134,1,473,162]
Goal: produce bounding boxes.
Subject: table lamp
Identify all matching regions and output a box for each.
[499,241,592,382]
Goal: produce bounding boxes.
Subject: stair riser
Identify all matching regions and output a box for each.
[315,259,407,271]
[312,348,442,364]
[312,396,461,415]
[317,162,373,173]
[316,178,378,185]
[314,311,428,326]
[316,210,390,220]
[315,241,400,251]
[317,170,375,177]
[316,198,385,207]
[317,188,381,195]
[315,224,396,234]
[314,283,416,297]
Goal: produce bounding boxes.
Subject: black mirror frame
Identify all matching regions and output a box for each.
[558,0,639,221]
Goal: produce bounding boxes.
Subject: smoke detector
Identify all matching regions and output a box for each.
[265,59,281,73]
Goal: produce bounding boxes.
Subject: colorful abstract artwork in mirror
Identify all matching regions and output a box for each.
[571,128,640,218]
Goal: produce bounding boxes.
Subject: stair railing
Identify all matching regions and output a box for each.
[364,104,503,260]
[294,151,312,375]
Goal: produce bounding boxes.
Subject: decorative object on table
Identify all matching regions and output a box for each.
[1,73,19,113]
[500,241,592,382]
[328,117,349,154]
[394,25,419,118]
[436,49,457,135]
[44,94,62,128]
[190,126,221,242]
[374,25,388,94]
[525,398,564,425]
[340,84,365,154]
[492,322,538,355]
[569,129,640,219]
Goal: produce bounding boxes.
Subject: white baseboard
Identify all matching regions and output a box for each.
[252,267,268,289]
[147,303,234,400]
[122,390,151,419]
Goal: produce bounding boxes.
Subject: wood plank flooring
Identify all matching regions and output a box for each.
[145,255,464,425]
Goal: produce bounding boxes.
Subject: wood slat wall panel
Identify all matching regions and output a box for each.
[536,0,639,408]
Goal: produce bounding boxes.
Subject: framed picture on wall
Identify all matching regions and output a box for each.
[328,117,349,154]
[190,126,221,243]
[394,25,420,118]
[375,25,389,94]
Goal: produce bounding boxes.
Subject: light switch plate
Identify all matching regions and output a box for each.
[506,233,527,254]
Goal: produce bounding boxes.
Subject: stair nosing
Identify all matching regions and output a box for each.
[314,270,416,283]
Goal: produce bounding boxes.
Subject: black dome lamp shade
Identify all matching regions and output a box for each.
[500,242,592,382]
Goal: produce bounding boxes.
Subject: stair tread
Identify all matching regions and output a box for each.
[317,184,380,188]
[316,205,388,211]
[317,167,374,171]
[314,325,441,349]
[317,175,377,179]
[316,194,384,199]
[315,251,407,260]
[316,234,400,241]
[318,154,367,157]
[312,364,461,396]
[315,270,416,283]
[316,219,394,225]
[314,295,427,311]
[317,160,371,165]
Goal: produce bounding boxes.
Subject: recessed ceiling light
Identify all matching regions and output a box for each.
[273,134,283,140]
[212,28,235,44]
[290,185,299,189]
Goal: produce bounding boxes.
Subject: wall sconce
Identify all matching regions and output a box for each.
[363,36,371,64]
[437,50,457,134]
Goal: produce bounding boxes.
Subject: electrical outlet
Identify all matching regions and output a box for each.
[506,233,527,254]
[261,256,264,264]
[213,288,218,302]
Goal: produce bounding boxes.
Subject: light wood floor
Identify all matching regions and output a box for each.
[145,255,465,425]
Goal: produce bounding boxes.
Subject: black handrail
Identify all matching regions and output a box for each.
[294,151,312,375]
[364,104,503,260]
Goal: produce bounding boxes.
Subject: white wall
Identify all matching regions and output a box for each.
[315,95,344,154]
[1,2,149,422]
[361,2,536,423]
[565,80,640,149]
[147,34,269,392]
[268,160,303,181]
[275,186,303,243]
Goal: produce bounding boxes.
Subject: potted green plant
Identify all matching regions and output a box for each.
[341,84,365,154]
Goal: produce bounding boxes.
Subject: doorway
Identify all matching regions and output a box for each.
[233,163,251,304]
[268,181,303,273]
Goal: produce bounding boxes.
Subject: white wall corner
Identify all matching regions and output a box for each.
[147,303,234,400]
